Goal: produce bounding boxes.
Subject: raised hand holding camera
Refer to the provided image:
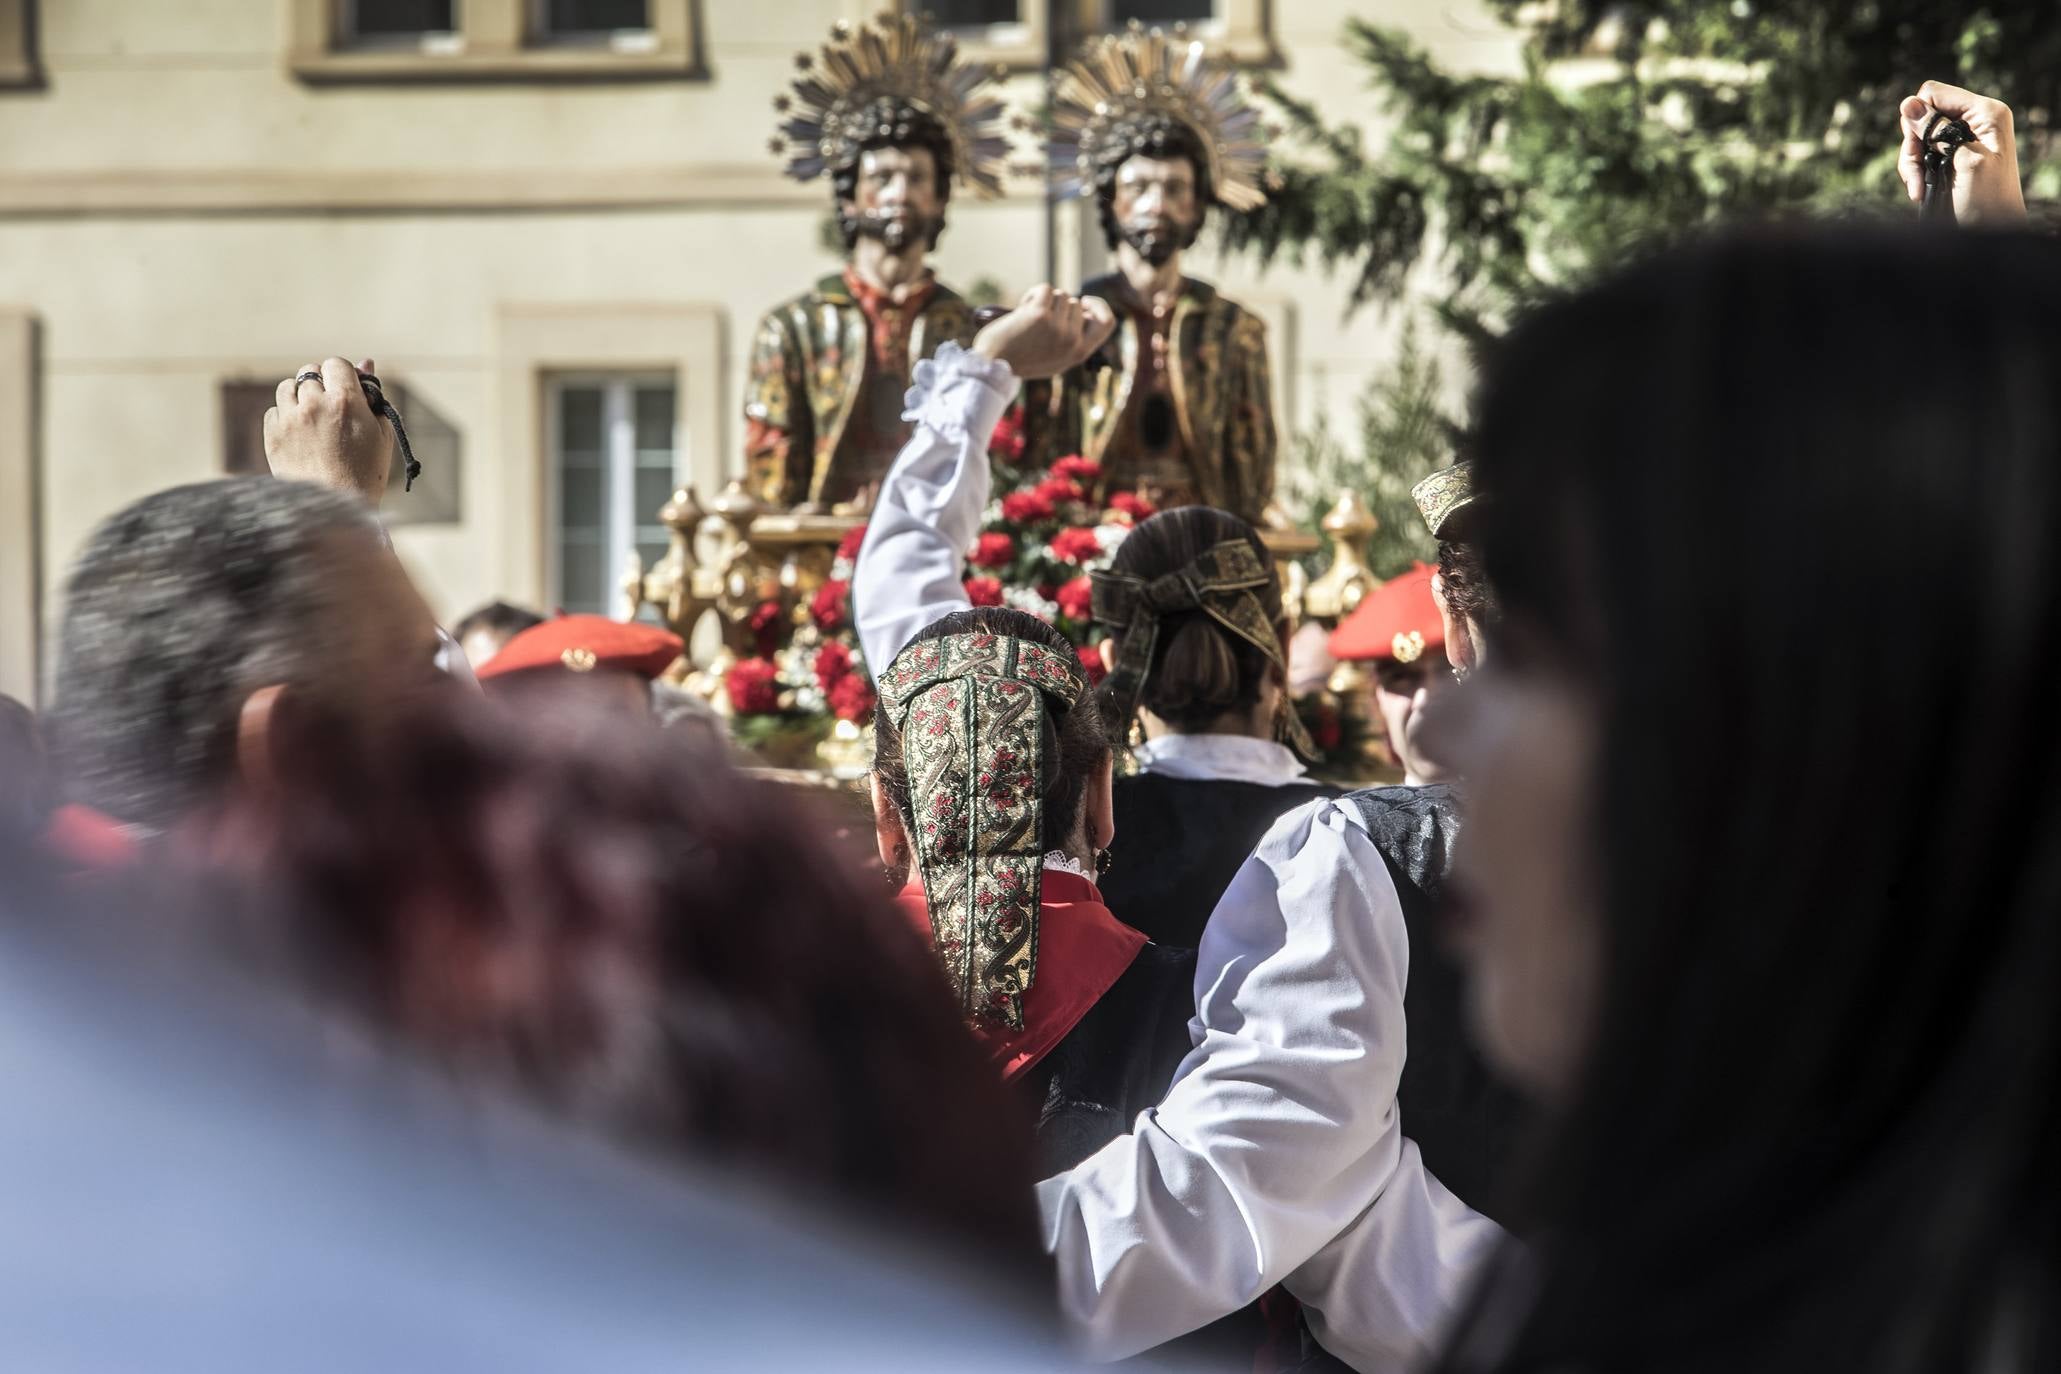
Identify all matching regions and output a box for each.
[263,356,419,507]
[1897,81,2027,226]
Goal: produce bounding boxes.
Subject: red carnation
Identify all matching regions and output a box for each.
[989,408,1027,464]
[1047,527,1104,565]
[829,672,877,723]
[1001,489,1055,524]
[810,579,851,633]
[1108,490,1157,523]
[1051,454,1100,484]
[727,657,781,716]
[1035,476,1087,507]
[969,531,1015,568]
[1076,645,1107,685]
[836,524,869,563]
[1055,576,1094,622]
[748,598,785,656]
[963,576,1004,607]
[813,638,853,690]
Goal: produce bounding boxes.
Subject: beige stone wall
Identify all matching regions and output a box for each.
[0,0,1519,703]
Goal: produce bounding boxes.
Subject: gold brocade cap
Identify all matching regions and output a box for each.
[1048,23,1271,211]
[770,12,1011,198]
[1412,463,1477,540]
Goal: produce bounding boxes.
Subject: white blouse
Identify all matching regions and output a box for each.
[1128,732,1310,787]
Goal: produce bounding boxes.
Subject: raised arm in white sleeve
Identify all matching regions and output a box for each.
[1283,1137,1503,1372]
[852,342,1018,676]
[1037,798,1501,1366]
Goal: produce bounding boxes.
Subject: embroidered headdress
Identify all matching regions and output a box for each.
[1047,22,1270,211]
[1090,538,1317,759]
[876,631,1088,1029]
[769,11,1012,198]
[1412,462,1478,540]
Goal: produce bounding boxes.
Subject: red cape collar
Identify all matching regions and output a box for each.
[897,868,1145,1080]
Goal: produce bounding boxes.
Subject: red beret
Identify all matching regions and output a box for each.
[1328,562,1446,665]
[477,614,684,683]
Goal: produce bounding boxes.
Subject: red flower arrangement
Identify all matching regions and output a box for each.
[836,524,869,563]
[809,579,851,633]
[1108,490,1157,524]
[1076,645,1107,685]
[1034,476,1086,506]
[813,639,853,691]
[963,576,1004,607]
[828,673,877,723]
[989,408,1027,464]
[1055,576,1094,622]
[727,656,781,716]
[1000,489,1055,523]
[1051,454,1100,484]
[1047,527,1104,565]
[969,531,1015,569]
[749,599,785,656]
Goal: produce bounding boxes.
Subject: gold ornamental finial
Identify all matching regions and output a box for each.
[769,10,1012,198]
[1048,25,1270,211]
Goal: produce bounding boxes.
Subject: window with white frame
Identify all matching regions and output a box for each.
[340,0,460,50]
[293,0,698,80]
[549,374,677,617]
[930,0,1026,26]
[530,0,657,50]
[900,0,1269,70]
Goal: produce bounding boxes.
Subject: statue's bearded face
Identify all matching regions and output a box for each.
[1113,154,1202,266]
[847,144,945,252]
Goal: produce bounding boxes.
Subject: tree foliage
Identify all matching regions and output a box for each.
[1223,2,2061,341]
[1282,320,1451,583]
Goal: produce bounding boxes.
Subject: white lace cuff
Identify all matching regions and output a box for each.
[901,340,1018,443]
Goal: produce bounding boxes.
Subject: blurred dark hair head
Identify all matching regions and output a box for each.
[47,478,382,831]
[1100,506,1281,733]
[220,682,1041,1271]
[1094,118,1213,254]
[452,599,543,650]
[830,102,955,252]
[872,607,1108,864]
[1456,227,2061,1372]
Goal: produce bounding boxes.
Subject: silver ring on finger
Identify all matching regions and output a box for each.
[295,369,323,389]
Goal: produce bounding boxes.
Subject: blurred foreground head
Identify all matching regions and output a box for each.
[47,477,442,835]
[214,683,1041,1271]
[1434,228,2061,1372]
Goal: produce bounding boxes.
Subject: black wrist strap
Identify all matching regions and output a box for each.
[1921,111,1977,225]
[357,373,421,493]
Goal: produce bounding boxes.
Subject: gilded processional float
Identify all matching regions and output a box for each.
[624,13,1388,779]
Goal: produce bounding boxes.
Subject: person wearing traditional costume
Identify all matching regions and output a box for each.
[746,13,1008,510]
[1036,462,1527,1371]
[853,301,1213,1186]
[1328,562,1455,786]
[1088,510,1342,949]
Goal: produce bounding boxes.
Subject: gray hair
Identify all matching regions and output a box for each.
[48,478,381,829]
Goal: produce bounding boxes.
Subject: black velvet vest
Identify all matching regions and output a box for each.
[1102,772,1343,949]
[1023,942,1198,1178]
[1343,784,1529,1223]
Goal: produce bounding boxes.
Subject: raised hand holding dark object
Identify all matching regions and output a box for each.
[1897,82,2027,226]
[262,356,419,505]
[969,286,1118,381]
